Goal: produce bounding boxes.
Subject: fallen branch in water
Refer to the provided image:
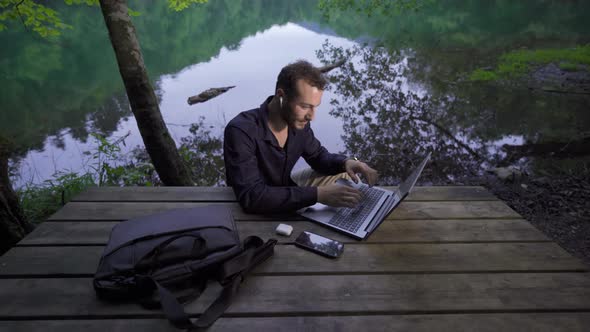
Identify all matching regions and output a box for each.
[319,58,347,73]
[112,130,131,146]
[187,86,235,105]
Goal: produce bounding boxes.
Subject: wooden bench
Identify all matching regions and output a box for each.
[1,186,589,331]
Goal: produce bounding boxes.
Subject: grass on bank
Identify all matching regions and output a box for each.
[15,132,153,224]
[18,172,95,223]
[469,44,590,81]
[14,119,224,224]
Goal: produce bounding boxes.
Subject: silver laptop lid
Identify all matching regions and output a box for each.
[398,152,431,197]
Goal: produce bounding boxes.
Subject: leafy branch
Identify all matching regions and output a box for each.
[0,0,208,37]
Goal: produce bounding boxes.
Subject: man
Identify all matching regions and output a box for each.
[224,60,378,214]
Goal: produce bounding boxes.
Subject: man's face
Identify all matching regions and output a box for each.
[281,79,323,130]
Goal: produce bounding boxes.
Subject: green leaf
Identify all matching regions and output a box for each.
[167,0,208,12]
[127,8,141,17]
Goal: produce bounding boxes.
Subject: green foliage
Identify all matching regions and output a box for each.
[64,0,98,5]
[0,0,208,38]
[15,122,226,221]
[0,0,73,37]
[18,171,95,223]
[178,117,225,186]
[558,62,581,72]
[127,8,141,17]
[468,69,498,81]
[15,132,153,222]
[85,132,158,186]
[168,0,208,12]
[88,133,124,186]
[470,44,590,81]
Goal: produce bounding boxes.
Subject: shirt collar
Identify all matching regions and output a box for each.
[258,96,276,143]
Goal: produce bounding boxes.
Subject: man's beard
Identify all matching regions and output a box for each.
[279,99,296,128]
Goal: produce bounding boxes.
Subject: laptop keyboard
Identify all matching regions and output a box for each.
[328,185,386,233]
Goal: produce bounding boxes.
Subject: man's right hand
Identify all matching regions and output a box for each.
[317,184,362,208]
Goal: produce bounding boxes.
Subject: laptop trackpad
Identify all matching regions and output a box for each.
[301,203,338,223]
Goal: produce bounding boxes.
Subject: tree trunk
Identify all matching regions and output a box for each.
[98,0,193,186]
[0,139,33,255]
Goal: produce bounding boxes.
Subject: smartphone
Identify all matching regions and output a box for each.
[294,231,344,258]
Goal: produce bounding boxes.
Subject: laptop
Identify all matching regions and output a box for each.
[298,153,431,240]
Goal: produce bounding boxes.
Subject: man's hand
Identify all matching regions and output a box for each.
[344,159,379,186]
[317,184,362,208]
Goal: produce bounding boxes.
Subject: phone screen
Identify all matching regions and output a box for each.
[295,231,344,258]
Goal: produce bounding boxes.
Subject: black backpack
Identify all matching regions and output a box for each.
[93,205,277,330]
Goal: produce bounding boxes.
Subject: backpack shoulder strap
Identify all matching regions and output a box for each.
[156,236,277,330]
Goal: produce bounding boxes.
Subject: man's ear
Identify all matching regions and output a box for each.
[276,89,286,109]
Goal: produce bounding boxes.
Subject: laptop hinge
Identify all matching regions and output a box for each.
[364,194,396,233]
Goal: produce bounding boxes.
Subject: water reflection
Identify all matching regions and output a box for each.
[178,118,225,186]
[9,22,356,187]
[315,43,482,185]
[323,0,590,50]
[316,41,590,185]
[2,0,590,186]
[1,0,324,161]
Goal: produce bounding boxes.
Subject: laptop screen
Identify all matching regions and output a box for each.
[398,152,431,197]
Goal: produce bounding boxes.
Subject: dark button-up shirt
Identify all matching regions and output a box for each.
[224,96,347,213]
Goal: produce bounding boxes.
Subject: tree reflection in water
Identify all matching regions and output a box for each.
[316,42,498,186]
[179,117,225,186]
[129,116,226,187]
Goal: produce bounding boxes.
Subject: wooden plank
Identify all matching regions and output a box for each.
[71,186,497,202]
[1,243,586,276]
[47,201,520,221]
[393,201,520,219]
[72,186,237,202]
[2,313,590,332]
[18,219,550,245]
[1,274,590,316]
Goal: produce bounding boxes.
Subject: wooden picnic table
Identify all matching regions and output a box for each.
[1,186,589,331]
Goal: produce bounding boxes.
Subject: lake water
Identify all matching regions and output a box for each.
[1,0,589,187]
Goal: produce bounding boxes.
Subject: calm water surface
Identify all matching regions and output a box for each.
[1,0,589,187]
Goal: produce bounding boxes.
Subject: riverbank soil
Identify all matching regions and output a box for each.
[474,169,590,266]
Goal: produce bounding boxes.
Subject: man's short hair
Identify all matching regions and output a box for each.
[276,60,327,100]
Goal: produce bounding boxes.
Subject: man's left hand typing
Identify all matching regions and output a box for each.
[344,159,379,186]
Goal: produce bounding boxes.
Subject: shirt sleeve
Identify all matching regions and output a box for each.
[301,126,348,175]
[224,125,317,214]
